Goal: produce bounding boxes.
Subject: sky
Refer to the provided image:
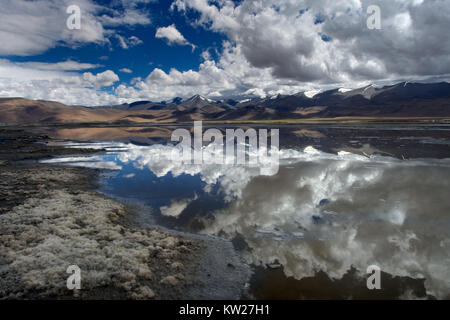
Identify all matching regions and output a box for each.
[0,0,449,106]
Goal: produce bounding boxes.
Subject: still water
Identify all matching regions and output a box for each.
[40,125,450,299]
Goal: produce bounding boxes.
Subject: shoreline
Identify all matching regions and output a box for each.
[1,117,450,128]
[0,127,250,299]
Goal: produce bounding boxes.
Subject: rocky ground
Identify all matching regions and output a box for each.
[0,127,250,299]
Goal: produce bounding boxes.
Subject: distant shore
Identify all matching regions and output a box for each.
[1,116,450,128]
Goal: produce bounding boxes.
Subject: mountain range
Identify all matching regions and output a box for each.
[1,82,449,124]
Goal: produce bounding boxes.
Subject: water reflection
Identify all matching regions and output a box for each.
[42,139,450,299]
[202,158,450,299]
[40,124,450,159]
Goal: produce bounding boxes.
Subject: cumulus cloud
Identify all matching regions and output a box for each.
[112,0,450,102]
[114,42,313,101]
[171,0,450,85]
[82,70,119,88]
[155,24,195,50]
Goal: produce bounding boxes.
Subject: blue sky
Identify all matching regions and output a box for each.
[4,0,228,95]
[0,0,449,105]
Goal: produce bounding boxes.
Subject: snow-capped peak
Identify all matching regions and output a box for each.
[304,90,320,98]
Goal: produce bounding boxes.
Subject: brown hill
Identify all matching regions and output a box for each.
[0,98,177,124]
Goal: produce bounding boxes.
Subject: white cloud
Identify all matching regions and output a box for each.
[114,42,317,101]
[116,35,143,49]
[82,70,119,88]
[172,0,450,85]
[119,68,133,74]
[16,60,101,71]
[0,0,151,56]
[155,24,195,50]
[99,9,151,26]
[0,59,72,82]
[112,0,450,102]
[0,59,120,105]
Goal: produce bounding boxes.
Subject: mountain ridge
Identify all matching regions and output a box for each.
[1,82,449,124]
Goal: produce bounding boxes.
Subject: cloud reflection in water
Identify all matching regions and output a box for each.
[43,142,450,298]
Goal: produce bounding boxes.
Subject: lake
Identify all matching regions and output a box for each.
[39,124,450,299]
